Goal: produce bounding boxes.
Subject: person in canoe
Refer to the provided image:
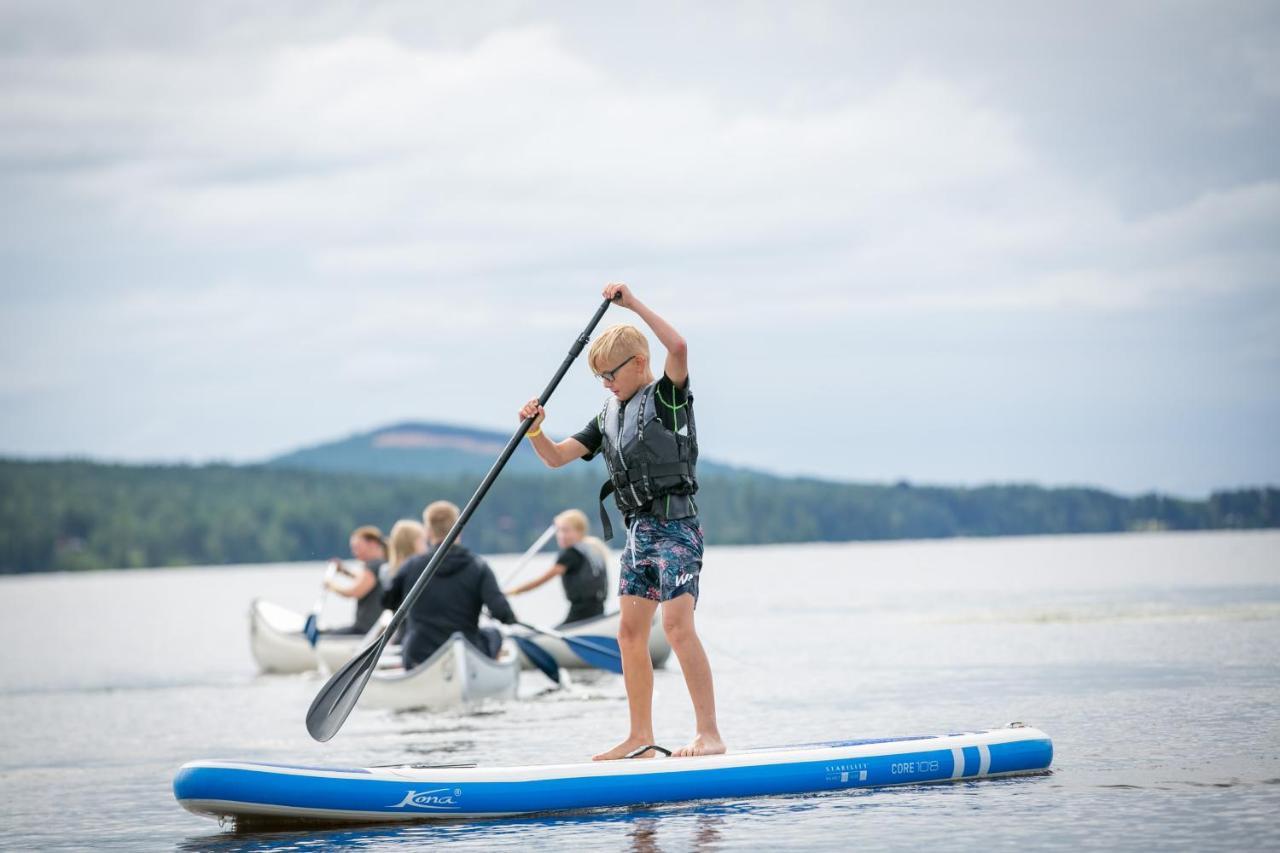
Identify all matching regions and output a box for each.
[385,519,428,585]
[322,525,388,635]
[381,519,428,643]
[383,500,518,666]
[518,283,724,760]
[504,508,610,627]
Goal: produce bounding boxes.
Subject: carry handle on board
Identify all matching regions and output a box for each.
[306,294,619,742]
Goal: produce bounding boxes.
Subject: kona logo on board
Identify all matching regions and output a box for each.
[391,787,463,810]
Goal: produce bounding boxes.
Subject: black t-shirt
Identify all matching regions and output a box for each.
[556,545,587,582]
[573,373,689,460]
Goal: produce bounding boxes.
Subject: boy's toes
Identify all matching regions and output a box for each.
[673,734,726,758]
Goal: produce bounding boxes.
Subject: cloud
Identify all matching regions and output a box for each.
[0,3,1277,494]
[6,23,1274,319]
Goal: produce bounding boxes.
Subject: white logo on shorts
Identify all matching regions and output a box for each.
[674,572,695,587]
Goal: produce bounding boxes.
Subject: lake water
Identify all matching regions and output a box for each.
[1,530,1278,851]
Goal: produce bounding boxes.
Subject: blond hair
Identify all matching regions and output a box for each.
[386,519,425,578]
[555,508,608,564]
[554,508,589,536]
[423,500,460,542]
[582,535,609,565]
[588,324,650,375]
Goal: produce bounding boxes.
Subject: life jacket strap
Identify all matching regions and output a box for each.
[598,462,694,542]
[614,462,693,484]
[598,479,618,541]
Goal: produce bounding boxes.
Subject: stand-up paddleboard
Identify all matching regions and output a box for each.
[175,725,1051,827]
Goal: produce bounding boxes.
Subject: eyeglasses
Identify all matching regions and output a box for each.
[594,355,635,382]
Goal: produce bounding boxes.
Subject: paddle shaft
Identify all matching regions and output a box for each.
[499,522,558,587]
[352,297,616,675]
[304,562,340,646]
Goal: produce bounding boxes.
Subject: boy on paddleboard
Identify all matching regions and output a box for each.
[518,284,724,760]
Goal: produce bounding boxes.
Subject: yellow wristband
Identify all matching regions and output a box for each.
[526,427,542,438]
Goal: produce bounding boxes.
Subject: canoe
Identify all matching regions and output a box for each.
[248,599,365,674]
[512,610,671,670]
[313,611,401,673]
[358,632,520,712]
[174,724,1052,828]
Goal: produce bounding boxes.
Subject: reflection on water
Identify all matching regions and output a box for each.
[178,802,746,852]
[2,531,1279,851]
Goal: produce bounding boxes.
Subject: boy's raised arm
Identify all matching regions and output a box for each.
[604,283,687,386]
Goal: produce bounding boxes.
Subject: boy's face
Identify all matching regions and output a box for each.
[597,353,648,401]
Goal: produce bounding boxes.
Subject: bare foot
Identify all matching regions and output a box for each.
[593,736,656,761]
[673,733,726,758]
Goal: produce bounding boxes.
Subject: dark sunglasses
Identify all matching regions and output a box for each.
[594,355,636,382]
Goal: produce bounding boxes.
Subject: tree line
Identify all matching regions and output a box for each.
[0,458,1275,573]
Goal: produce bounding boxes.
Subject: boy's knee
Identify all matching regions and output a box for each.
[661,615,695,647]
[617,621,648,646]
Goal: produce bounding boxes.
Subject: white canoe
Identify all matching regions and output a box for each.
[513,610,671,670]
[359,632,520,712]
[248,599,366,674]
[313,611,404,673]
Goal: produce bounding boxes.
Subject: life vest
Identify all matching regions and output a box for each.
[561,541,608,605]
[597,379,698,540]
[353,560,386,633]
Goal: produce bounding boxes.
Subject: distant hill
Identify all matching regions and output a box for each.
[265,421,552,477]
[264,420,748,479]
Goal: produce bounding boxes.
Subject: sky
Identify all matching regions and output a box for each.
[1,1,1277,497]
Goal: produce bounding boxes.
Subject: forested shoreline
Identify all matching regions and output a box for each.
[0,459,1274,573]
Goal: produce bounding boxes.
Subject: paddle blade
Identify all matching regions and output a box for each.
[563,634,624,674]
[513,636,560,685]
[302,614,320,647]
[305,638,384,741]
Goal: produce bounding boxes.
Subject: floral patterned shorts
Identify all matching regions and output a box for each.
[618,515,704,605]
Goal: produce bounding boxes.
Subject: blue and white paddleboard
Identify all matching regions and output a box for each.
[174,725,1051,826]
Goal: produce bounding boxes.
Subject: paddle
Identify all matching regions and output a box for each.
[306,295,619,742]
[302,562,339,647]
[512,635,561,684]
[515,621,624,674]
[499,522,558,587]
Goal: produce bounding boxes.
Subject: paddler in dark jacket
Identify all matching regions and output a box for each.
[382,500,517,668]
[505,508,609,626]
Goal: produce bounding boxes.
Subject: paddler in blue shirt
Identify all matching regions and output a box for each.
[505,508,609,627]
[518,283,724,760]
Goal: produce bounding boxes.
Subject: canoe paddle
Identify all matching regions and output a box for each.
[511,635,561,684]
[499,522,558,587]
[515,621,624,674]
[303,562,339,647]
[306,294,619,741]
